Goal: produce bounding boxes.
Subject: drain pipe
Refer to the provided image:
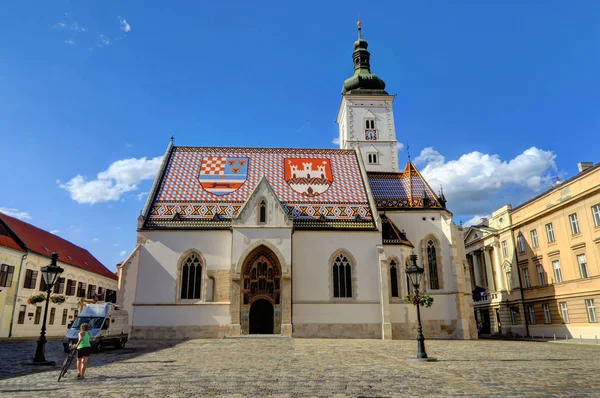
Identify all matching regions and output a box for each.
[8,251,29,337]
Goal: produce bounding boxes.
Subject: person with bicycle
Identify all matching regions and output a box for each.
[71,323,92,379]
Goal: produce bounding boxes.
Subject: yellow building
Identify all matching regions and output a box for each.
[0,212,118,338]
[511,162,600,339]
[465,162,600,338]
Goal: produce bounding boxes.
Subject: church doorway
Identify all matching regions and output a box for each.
[240,246,282,334]
[249,299,274,334]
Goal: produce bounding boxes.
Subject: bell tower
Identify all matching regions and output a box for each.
[336,20,400,172]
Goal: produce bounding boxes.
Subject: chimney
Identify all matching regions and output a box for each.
[578,162,594,173]
[480,217,489,226]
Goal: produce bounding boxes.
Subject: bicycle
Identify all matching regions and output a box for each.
[57,348,77,382]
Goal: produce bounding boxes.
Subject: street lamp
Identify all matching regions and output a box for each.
[32,252,64,365]
[405,252,436,362]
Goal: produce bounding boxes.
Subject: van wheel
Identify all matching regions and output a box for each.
[94,341,103,353]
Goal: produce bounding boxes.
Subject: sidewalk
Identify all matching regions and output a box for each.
[480,334,600,346]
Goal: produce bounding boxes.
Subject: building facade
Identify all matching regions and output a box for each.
[465,162,600,338]
[119,23,477,340]
[0,212,118,338]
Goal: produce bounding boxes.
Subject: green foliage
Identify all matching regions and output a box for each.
[404,292,434,308]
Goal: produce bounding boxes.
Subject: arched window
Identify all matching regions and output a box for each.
[180,253,202,299]
[390,259,399,298]
[259,200,266,224]
[368,153,378,164]
[405,257,412,295]
[427,240,440,290]
[332,253,353,298]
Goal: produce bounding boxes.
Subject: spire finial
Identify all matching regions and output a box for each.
[357,13,362,39]
[407,144,411,162]
[170,135,174,143]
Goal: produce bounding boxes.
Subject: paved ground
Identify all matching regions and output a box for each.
[0,337,599,397]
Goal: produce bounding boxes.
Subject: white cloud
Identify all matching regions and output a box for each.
[59,155,163,204]
[92,237,99,242]
[396,142,405,150]
[113,243,120,247]
[119,250,127,257]
[416,146,557,215]
[0,207,32,220]
[50,229,60,234]
[99,35,111,46]
[136,192,149,201]
[463,214,492,227]
[118,17,131,33]
[64,39,76,46]
[332,137,340,146]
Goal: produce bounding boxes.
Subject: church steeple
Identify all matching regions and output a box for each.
[342,20,387,95]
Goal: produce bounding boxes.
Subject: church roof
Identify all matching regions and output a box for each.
[380,214,413,247]
[0,212,117,280]
[367,162,444,210]
[143,146,376,230]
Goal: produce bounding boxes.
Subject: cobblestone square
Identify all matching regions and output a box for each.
[0,338,599,397]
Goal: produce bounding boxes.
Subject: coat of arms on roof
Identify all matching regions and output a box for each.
[198,156,248,196]
[284,158,333,197]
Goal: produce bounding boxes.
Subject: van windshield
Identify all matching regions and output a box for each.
[72,316,104,329]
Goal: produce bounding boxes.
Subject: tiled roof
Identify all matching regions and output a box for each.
[0,222,25,252]
[144,146,375,229]
[381,215,413,247]
[0,212,117,281]
[367,162,442,209]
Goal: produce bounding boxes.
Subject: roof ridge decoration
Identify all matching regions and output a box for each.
[232,175,293,227]
[380,214,413,247]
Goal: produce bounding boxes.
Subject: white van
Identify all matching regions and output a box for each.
[62,303,129,353]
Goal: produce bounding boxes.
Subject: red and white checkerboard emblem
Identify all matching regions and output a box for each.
[198,156,248,195]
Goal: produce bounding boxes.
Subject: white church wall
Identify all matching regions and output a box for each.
[134,230,232,304]
[293,303,380,323]
[133,303,230,326]
[231,228,292,274]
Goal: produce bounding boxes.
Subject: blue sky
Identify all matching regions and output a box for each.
[1,1,599,271]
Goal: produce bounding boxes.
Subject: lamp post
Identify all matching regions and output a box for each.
[31,252,64,365]
[405,252,436,362]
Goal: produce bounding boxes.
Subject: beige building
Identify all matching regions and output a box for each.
[465,162,600,338]
[0,212,118,338]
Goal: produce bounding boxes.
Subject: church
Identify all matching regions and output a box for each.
[118,22,477,340]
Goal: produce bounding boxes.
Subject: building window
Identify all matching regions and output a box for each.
[76,282,87,298]
[61,309,68,325]
[23,269,38,289]
[560,302,570,323]
[577,254,589,279]
[530,230,539,248]
[536,264,546,286]
[390,260,399,298]
[0,264,15,287]
[542,304,551,324]
[592,204,600,227]
[364,119,377,140]
[180,253,202,300]
[49,308,56,325]
[506,272,512,291]
[34,306,42,324]
[569,213,581,235]
[405,258,412,296]
[586,299,598,323]
[106,289,117,303]
[39,276,47,292]
[73,309,78,319]
[426,240,440,290]
[517,234,525,253]
[522,267,531,288]
[332,253,353,298]
[552,260,563,283]
[97,287,105,301]
[367,153,378,165]
[18,305,26,324]
[87,285,97,299]
[65,279,76,296]
[510,307,518,325]
[53,277,65,294]
[259,200,267,224]
[501,241,508,257]
[545,223,556,243]
[528,305,536,324]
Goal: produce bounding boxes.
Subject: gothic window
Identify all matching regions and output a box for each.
[427,240,440,290]
[180,253,202,300]
[259,200,266,224]
[242,251,280,305]
[405,258,412,295]
[332,253,353,298]
[365,118,377,140]
[390,259,399,298]
[368,153,378,164]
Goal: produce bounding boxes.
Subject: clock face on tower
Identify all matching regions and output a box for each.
[365,129,378,140]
